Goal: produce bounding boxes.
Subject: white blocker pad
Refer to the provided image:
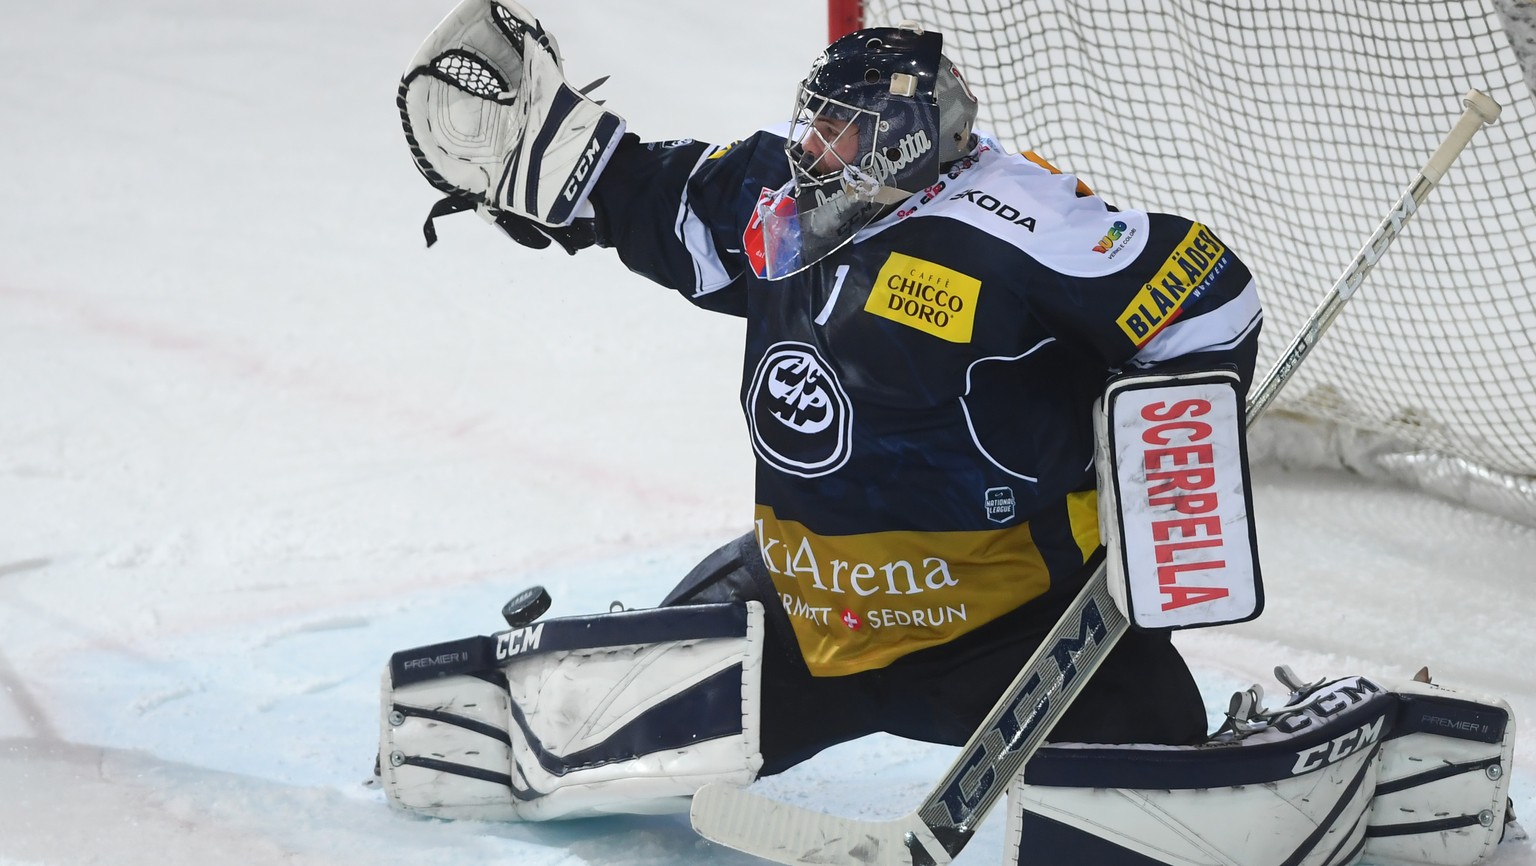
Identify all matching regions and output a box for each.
[1364,677,1516,866]
[398,0,626,226]
[379,601,764,821]
[1094,368,1263,630]
[1005,674,1392,866]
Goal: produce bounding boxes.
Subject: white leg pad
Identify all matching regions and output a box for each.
[1006,675,1391,866]
[380,602,763,822]
[1003,672,1520,866]
[380,670,518,820]
[1364,677,1516,866]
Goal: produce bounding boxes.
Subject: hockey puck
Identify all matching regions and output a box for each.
[501,585,552,627]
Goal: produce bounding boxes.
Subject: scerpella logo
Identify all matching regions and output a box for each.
[1093,220,1129,254]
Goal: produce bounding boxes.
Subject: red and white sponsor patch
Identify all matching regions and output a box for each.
[744,187,793,279]
[1102,374,1262,630]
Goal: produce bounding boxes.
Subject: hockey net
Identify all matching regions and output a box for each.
[834,0,1536,527]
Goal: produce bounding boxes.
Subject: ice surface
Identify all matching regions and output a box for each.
[1,1,1531,863]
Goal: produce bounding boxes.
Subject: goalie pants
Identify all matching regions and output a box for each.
[662,533,1207,776]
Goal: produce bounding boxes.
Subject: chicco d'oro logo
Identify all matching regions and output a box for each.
[747,342,853,477]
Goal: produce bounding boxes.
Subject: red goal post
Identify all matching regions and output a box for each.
[828,0,862,40]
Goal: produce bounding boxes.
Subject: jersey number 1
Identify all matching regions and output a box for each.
[814,265,851,326]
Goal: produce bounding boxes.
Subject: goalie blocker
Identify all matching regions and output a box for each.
[1095,367,1263,630]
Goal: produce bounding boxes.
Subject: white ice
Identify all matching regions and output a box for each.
[0,1,1532,864]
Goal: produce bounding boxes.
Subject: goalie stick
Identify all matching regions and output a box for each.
[689,89,1503,866]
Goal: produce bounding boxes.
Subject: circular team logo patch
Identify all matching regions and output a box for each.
[747,342,853,477]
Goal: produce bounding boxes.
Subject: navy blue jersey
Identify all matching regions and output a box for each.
[589,131,1261,675]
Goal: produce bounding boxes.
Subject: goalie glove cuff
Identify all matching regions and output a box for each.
[418,195,595,255]
[491,210,596,255]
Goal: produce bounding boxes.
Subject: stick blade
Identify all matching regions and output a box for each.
[690,783,944,866]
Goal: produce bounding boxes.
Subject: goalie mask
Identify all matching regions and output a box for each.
[753,26,979,280]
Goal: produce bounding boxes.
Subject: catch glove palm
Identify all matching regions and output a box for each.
[398,0,625,243]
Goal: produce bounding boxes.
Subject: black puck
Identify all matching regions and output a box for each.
[501,585,553,628]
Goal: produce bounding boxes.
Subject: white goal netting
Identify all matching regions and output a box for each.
[852,0,1536,527]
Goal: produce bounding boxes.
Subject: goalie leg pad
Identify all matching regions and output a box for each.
[1006,674,1392,866]
[1364,677,1516,866]
[379,668,519,821]
[399,0,626,226]
[380,601,764,821]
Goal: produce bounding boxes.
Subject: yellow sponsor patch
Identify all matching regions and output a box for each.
[864,252,981,343]
[756,506,1052,676]
[1116,223,1228,346]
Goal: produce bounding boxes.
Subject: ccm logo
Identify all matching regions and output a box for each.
[562,137,604,201]
[936,600,1108,823]
[1292,717,1384,774]
[494,623,545,661]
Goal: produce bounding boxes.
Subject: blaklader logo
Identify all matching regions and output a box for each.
[1116,223,1228,346]
[865,252,981,342]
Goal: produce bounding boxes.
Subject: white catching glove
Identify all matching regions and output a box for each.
[398,0,626,231]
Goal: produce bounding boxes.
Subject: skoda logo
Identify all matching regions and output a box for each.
[747,342,853,477]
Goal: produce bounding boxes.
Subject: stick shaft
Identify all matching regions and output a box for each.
[1246,89,1501,425]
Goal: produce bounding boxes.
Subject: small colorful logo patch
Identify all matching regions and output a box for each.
[1093,220,1129,254]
